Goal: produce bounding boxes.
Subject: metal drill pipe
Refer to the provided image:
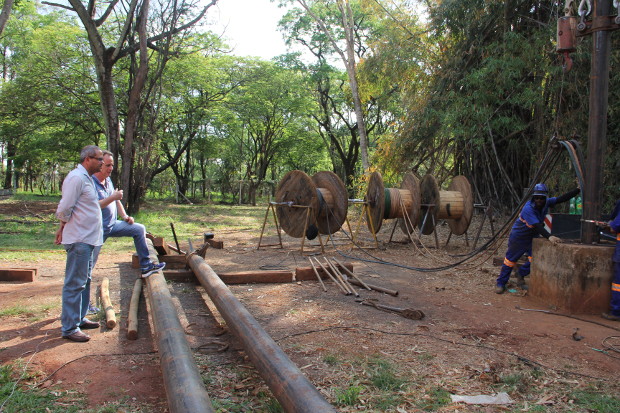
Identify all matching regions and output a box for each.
[187,254,336,413]
[142,238,213,413]
[145,270,214,413]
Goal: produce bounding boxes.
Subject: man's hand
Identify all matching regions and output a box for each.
[110,189,123,201]
[123,216,135,225]
[549,235,562,245]
[55,223,65,245]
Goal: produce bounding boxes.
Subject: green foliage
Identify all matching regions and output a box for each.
[368,358,405,391]
[570,389,620,412]
[0,363,80,413]
[334,384,362,406]
[416,386,451,411]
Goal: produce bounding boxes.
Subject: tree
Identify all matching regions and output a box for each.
[0,0,14,37]
[287,0,372,171]
[43,0,218,211]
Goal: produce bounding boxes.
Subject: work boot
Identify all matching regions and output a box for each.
[494,285,506,294]
[601,312,620,322]
[516,275,528,291]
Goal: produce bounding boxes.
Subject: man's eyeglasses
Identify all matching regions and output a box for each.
[91,156,104,162]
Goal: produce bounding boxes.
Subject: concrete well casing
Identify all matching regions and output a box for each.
[530,238,614,314]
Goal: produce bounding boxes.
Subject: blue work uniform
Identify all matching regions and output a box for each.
[608,200,620,316]
[496,197,559,287]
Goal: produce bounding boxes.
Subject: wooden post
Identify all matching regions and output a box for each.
[126,279,143,340]
[101,277,117,329]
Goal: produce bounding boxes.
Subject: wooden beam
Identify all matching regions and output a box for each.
[295,262,353,281]
[218,270,294,284]
[206,239,224,249]
[133,253,187,269]
[0,268,36,282]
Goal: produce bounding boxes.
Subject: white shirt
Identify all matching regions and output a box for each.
[56,164,103,246]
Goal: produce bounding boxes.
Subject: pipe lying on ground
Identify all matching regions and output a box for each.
[187,254,336,413]
[143,240,214,413]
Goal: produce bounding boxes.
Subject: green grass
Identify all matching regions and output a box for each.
[416,386,451,411]
[0,195,268,261]
[334,384,363,406]
[368,358,406,391]
[0,302,59,319]
[0,363,81,413]
[570,389,620,412]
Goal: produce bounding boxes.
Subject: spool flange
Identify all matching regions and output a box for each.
[275,170,318,238]
[365,171,385,234]
[419,174,440,235]
[312,171,348,235]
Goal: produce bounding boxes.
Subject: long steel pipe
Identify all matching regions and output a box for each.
[187,254,336,413]
[144,241,214,413]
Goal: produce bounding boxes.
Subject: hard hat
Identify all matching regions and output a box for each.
[532,183,548,197]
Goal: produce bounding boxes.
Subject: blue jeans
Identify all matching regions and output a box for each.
[611,261,620,316]
[61,242,95,336]
[93,220,151,269]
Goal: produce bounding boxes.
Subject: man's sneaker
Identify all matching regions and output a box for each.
[141,262,166,278]
[601,312,620,322]
[495,285,506,294]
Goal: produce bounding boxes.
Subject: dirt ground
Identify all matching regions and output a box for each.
[1,201,619,412]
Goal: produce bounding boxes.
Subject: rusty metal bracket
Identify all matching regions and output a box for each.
[576,15,620,36]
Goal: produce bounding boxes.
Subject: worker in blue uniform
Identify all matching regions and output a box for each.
[495,183,580,294]
[602,199,620,321]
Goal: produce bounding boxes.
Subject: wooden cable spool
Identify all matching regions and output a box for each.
[312,171,348,235]
[275,170,319,238]
[366,171,421,235]
[442,175,473,236]
[419,174,473,236]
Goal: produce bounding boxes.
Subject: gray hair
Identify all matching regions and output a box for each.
[102,150,113,157]
[80,145,101,162]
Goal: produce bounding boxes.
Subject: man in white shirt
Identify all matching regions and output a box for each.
[55,145,104,342]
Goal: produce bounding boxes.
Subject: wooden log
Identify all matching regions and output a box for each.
[0,268,36,282]
[101,277,117,329]
[218,270,294,284]
[348,278,399,296]
[295,262,353,281]
[126,279,143,340]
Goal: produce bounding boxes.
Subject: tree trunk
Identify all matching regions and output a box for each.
[0,0,14,38]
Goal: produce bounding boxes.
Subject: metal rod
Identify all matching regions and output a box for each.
[170,222,181,253]
[347,278,399,296]
[144,240,214,413]
[187,255,336,413]
[324,257,358,296]
[313,257,350,295]
[332,258,371,291]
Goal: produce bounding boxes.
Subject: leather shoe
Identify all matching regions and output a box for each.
[80,319,100,330]
[62,331,90,342]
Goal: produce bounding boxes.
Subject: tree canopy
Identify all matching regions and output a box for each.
[0,0,617,211]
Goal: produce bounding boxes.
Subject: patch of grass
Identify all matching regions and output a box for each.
[0,363,80,413]
[570,389,620,412]
[368,358,405,391]
[373,393,402,410]
[416,352,435,362]
[261,397,283,413]
[0,301,60,319]
[334,384,363,406]
[416,386,451,411]
[323,354,339,366]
